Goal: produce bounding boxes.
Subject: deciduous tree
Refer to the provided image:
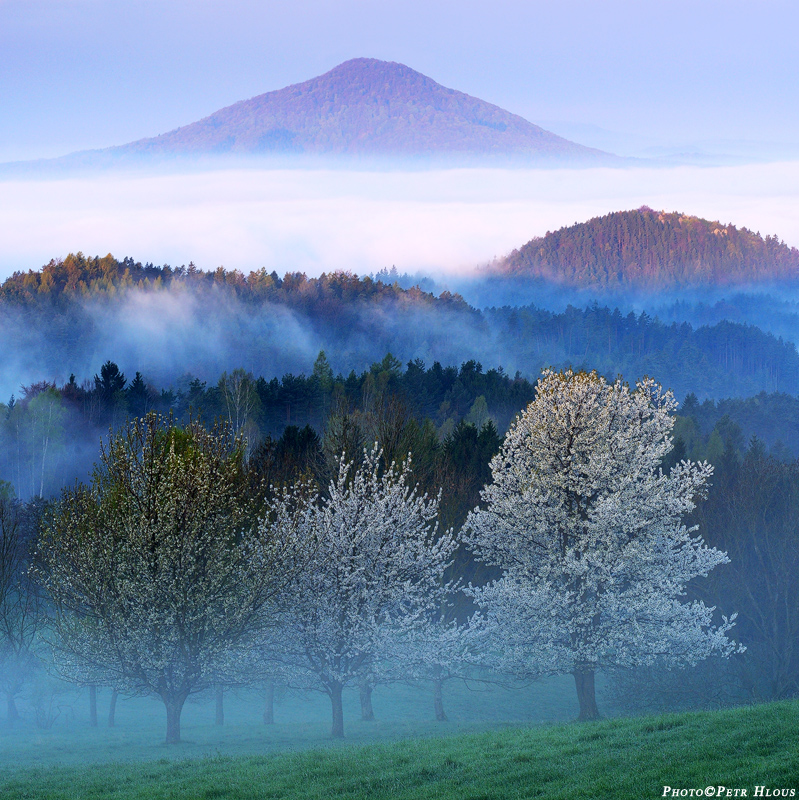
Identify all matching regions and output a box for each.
[37,414,302,743]
[275,447,456,738]
[463,369,740,720]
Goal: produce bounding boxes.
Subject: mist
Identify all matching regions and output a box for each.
[3,160,799,281]
[3,274,798,410]
[4,181,799,784]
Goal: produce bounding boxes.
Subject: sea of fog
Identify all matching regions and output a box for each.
[1,161,799,280]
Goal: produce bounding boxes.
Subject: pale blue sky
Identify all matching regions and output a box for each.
[2,0,798,162]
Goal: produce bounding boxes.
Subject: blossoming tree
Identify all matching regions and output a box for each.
[275,447,457,738]
[463,369,741,719]
[37,414,306,743]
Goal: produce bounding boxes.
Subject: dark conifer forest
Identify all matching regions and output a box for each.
[3,248,799,408]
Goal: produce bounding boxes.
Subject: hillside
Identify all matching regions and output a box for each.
[2,254,799,407]
[0,252,473,314]
[2,701,797,799]
[99,58,608,164]
[498,208,799,288]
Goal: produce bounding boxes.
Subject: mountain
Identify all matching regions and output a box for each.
[81,59,610,165]
[496,208,799,289]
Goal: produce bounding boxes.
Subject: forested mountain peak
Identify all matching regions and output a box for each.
[105,58,608,163]
[498,208,799,288]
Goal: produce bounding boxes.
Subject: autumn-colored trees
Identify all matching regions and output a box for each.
[501,208,799,288]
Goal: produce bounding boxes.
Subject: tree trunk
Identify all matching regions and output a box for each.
[215,686,224,726]
[108,689,118,727]
[574,667,600,721]
[359,679,374,721]
[329,682,344,739]
[263,682,274,725]
[89,685,98,727]
[163,694,187,744]
[7,693,19,724]
[433,676,447,722]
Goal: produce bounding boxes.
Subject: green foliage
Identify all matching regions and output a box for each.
[37,414,296,743]
[1,383,66,498]
[678,391,799,457]
[0,356,535,500]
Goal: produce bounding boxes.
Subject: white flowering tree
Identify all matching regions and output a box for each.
[380,611,476,722]
[275,447,457,738]
[463,369,741,720]
[37,414,305,743]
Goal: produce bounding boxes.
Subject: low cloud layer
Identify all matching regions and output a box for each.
[2,162,799,281]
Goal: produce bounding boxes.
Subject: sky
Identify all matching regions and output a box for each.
[2,0,798,162]
[1,0,799,280]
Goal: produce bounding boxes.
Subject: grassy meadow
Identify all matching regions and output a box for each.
[0,674,582,767]
[1,677,798,799]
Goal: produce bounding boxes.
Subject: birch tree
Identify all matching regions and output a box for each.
[218,368,261,443]
[463,369,740,720]
[36,413,304,744]
[3,385,65,499]
[275,447,456,738]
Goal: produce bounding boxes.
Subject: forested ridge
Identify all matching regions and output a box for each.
[2,253,798,402]
[499,208,799,288]
[486,304,799,399]
[0,252,470,311]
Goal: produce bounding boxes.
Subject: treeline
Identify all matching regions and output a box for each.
[486,304,799,399]
[0,355,517,503]
[7,347,799,503]
[3,254,799,402]
[0,252,470,312]
[676,392,799,459]
[500,208,799,288]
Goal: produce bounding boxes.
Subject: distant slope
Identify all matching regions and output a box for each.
[498,208,799,288]
[3,253,799,403]
[97,58,610,164]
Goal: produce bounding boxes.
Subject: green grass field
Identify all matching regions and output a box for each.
[0,675,581,767]
[1,682,797,799]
